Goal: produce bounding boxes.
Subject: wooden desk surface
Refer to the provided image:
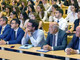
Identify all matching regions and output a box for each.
[0,50,59,60]
[0,44,80,59]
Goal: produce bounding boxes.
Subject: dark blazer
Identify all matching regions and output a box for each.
[4,27,24,44]
[67,34,80,50]
[46,29,67,51]
[74,19,79,31]
[0,24,11,39]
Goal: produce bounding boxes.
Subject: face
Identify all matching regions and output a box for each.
[78,0,80,2]
[22,2,24,6]
[49,23,54,34]
[76,27,80,37]
[26,22,34,32]
[77,12,80,19]
[10,12,15,19]
[11,20,17,29]
[37,6,41,12]
[28,6,32,12]
[28,1,31,5]
[20,14,23,19]
[71,5,75,12]
[55,11,60,18]
[6,8,9,13]
[42,0,46,4]
[13,8,16,12]
[71,0,74,4]
[31,14,35,20]
[0,18,5,26]
[12,1,15,5]
[52,7,56,12]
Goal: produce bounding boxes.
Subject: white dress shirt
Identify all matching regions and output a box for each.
[65,12,78,23]
[55,17,68,31]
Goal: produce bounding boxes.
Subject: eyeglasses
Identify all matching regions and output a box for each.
[11,23,16,24]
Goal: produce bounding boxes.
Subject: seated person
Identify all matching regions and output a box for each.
[0,16,11,40]
[21,19,46,47]
[67,9,80,33]
[43,22,67,51]
[65,26,80,55]
[0,19,24,44]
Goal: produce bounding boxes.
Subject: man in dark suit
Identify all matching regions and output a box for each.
[65,26,80,55]
[43,22,67,51]
[0,16,11,40]
[0,19,24,44]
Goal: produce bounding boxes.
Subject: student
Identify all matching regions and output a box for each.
[0,16,11,40]
[21,19,46,47]
[0,19,24,44]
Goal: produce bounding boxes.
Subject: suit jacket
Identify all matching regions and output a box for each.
[0,24,11,39]
[74,19,79,31]
[46,29,67,51]
[4,27,24,44]
[67,34,80,50]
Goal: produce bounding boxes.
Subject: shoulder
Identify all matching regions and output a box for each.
[18,27,24,33]
[59,29,66,35]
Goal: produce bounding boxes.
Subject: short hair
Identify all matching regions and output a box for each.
[1,16,8,24]
[10,19,20,26]
[52,5,60,9]
[56,8,63,16]
[28,19,39,30]
[53,25,59,30]
[1,2,6,5]
[11,11,18,19]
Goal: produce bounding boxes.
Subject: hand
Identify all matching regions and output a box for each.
[66,48,77,55]
[1,40,6,45]
[43,45,52,50]
[66,48,72,55]
[24,28,30,37]
[28,32,31,37]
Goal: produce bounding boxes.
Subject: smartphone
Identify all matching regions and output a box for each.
[10,46,15,48]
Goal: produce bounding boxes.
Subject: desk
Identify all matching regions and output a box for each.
[0,50,59,60]
[0,44,80,59]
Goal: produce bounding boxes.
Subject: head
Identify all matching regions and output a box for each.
[30,12,41,21]
[49,22,59,34]
[6,5,12,13]
[28,4,35,12]
[10,11,18,19]
[42,0,47,4]
[77,10,80,19]
[28,0,35,6]
[76,26,80,37]
[10,19,20,29]
[37,4,45,12]
[52,5,59,12]
[13,6,20,14]
[70,5,76,12]
[20,11,29,21]
[26,19,39,32]
[0,16,8,26]
[1,2,6,8]
[55,8,63,18]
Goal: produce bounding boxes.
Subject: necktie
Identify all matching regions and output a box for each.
[57,20,59,23]
[14,31,17,39]
[52,34,56,46]
[78,38,80,50]
[1,28,4,34]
